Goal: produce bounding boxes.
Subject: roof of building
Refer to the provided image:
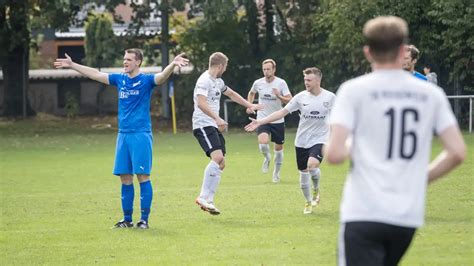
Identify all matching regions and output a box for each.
[0,66,193,81]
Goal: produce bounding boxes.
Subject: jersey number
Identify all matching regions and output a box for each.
[385,108,419,159]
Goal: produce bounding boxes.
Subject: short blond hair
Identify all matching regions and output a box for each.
[209,52,228,67]
[303,67,322,79]
[363,16,408,63]
[262,59,276,68]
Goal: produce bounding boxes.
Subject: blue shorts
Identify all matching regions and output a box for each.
[113,132,153,176]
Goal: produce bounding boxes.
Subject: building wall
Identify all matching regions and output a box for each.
[15,79,119,116]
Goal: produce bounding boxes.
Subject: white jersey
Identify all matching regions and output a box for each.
[192,71,227,129]
[284,89,336,148]
[330,69,457,228]
[250,77,291,123]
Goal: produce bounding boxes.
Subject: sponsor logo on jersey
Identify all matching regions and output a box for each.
[119,88,140,99]
[132,81,141,87]
[303,110,326,119]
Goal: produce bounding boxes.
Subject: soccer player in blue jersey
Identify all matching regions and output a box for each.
[403,44,428,81]
[54,49,189,229]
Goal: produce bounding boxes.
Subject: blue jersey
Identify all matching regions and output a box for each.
[413,71,428,81]
[109,73,156,132]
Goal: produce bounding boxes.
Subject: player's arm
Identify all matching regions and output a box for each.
[244,108,289,132]
[54,53,109,84]
[223,87,263,113]
[324,124,351,164]
[246,90,257,114]
[427,125,466,184]
[272,88,292,104]
[196,95,228,132]
[154,53,189,85]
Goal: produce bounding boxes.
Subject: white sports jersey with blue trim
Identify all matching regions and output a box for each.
[330,69,457,228]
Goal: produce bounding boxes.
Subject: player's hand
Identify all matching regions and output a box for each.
[272,88,281,98]
[172,53,190,68]
[248,103,264,114]
[215,117,228,132]
[245,108,255,114]
[54,53,73,69]
[244,117,260,132]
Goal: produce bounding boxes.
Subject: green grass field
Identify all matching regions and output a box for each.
[0,119,472,265]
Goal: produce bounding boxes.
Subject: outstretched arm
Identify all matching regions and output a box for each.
[54,53,109,84]
[244,108,289,132]
[246,90,257,114]
[224,87,263,113]
[154,53,189,85]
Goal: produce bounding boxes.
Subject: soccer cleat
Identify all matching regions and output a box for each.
[195,197,220,215]
[272,173,280,183]
[311,189,320,207]
[303,202,313,214]
[136,220,149,229]
[112,219,134,229]
[262,158,270,173]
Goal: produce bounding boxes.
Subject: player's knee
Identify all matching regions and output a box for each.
[307,160,320,170]
[219,159,225,170]
[137,174,150,183]
[212,155,225,169]
[275,144,284,151]
[120,174,133,185]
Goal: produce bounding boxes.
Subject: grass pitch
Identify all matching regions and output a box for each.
[0,119,472,265]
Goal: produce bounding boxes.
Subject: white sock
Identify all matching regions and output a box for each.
[200,161,222,202]
[273,150,283,176]
[309,168,321,190]
[299,171,312,202]
[259,144,271,161]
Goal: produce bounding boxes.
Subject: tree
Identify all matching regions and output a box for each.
[84,12,118,115]
[0,0,82,116]
[84,13,118,68]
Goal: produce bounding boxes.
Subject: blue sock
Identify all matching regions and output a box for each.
[121,184,134,222]
[139,180,153,222]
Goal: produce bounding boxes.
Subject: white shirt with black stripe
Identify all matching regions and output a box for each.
[330,69,458,228]
[250,77,291,124]
[192,71,228,130]
[284,89,336,148]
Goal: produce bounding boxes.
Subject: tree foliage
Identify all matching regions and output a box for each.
[173,0,472,125]
[84,12,118,68]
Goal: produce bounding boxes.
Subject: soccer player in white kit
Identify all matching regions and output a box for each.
[246,59,292,183]
[193,52,262,215]
[245,67,336,214]
[325,16,466,266]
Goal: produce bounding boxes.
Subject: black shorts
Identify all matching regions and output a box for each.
[295,144,324,170]
[339,221,416,266]
[256,123,285,145]
[193,126,226,157]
